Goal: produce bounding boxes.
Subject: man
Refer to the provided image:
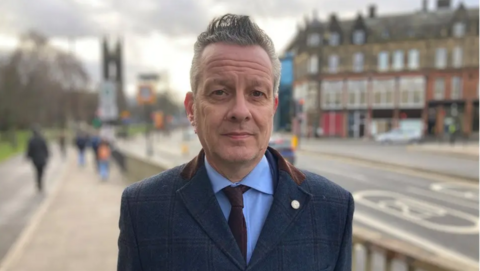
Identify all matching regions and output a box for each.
[75,131,89,167]
[26,127,49,192]
[90,131,101,171]
[57,130,67,158]
[118,14,354,271]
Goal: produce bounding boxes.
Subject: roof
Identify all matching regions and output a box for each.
[283,4,479,53]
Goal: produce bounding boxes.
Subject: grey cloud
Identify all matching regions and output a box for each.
[1,0,477,39]
[0,0,105,37]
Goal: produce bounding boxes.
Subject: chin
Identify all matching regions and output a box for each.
[216,147,258,163]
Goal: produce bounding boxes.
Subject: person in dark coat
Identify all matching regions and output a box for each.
[75,131,89,167]
[26,128,50,192]
[58,130,67,158]
[89,132,101,171]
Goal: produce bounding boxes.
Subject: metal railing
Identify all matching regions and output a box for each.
[353,227,478,271]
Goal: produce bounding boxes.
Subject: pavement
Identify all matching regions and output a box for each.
[0,149,125,271]
[0,144,66,263]
[407,142,479,159]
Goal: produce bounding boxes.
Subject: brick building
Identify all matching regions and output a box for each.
[287,0,479,138]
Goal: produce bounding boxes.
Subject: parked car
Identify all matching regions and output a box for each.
[374,128,422,144]
[269,137,296,165]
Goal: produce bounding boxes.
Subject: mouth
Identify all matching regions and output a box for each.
[222,132,253,139]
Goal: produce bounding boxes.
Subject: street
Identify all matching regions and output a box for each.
[0,145,65,262]
[297,152,479,265]
[126,131,479,267]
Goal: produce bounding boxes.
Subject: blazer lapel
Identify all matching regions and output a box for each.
[248,170,312,268]
[178,152,246,270]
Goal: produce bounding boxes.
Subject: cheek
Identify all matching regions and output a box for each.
[196,104,221,130]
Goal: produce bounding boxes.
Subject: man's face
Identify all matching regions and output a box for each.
[185,43,278,165]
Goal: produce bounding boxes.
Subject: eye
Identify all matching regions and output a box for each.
[212,90,226,96]
[252,90,265,97]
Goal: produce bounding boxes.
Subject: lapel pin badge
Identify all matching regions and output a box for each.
[291,200,300,209]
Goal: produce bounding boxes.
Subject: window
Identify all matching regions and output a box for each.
[451,76,463,99]
[378,51,389,71]
[329,32,340,46]
[353,30,365,45]
[399,77,425,107]
[408,49,420,70]
[347,80,368,108]
[435,48,447,69]
[393,50,404,70]
[322,81,343,109]
[452,46,463,68]
[372,79,395,107]
[434,78,445,99]
[328,55,339,73]
[353,52,364,72]
[308,55,318,74]
[453,22,466,38]
[307,33,321,47]
[306,82,318,110]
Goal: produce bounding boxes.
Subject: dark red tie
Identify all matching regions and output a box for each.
[223,185,250,261]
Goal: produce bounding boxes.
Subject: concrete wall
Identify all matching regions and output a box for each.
[122,151,170,184]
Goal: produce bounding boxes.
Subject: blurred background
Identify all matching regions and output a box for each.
[0,0,478,271]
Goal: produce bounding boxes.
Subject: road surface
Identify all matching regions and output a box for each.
[0,145,65,263]
[122,132,479,268]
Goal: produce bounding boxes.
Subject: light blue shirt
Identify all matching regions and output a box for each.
[205,155,274,264]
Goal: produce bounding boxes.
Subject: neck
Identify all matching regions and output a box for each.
[206,154,263,183]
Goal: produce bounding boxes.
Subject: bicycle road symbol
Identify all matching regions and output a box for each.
[354,190,479,234]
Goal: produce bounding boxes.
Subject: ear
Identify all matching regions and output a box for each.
[273,94,279,113]
[184,92,196,128]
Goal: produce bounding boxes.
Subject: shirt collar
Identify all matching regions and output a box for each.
[205,155,274,195]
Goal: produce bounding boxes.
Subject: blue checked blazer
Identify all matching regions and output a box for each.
[118,147,354,271]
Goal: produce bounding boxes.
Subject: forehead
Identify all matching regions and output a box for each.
[200,43,273,78]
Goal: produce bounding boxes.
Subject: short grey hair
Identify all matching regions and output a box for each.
[190,14,281,95]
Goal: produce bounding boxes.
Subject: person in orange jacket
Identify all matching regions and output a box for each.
[97,139,111,181]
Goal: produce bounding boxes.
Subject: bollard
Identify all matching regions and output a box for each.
[181,143,189,156]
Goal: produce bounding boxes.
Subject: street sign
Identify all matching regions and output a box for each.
[138,73,160,81]
[99,81,118,121]
[137,84,156,105]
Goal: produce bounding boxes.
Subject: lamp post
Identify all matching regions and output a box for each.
[137,84,156,157]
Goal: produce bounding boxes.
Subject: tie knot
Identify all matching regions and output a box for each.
[223,185,250,208]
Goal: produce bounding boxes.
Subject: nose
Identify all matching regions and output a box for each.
[226,94,251,122]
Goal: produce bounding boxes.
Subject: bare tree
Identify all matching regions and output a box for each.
[0,30,93,134]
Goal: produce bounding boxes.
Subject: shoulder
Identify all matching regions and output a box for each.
[300,170,353,207]
[121,164,187,201]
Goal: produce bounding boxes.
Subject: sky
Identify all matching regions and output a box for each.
[0,0,477,102]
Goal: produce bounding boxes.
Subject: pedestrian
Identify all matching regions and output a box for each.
[118,14,354,271]
[26,127,49,192]
[90,131,101,171]
[97,139,111,181]
[449,122,457,145]
[75,131,89,167]
[58,130,67,158]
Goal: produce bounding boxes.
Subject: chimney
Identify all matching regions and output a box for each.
[368,5,377,18]
[437,0,451,9]
[422,0,428,12]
